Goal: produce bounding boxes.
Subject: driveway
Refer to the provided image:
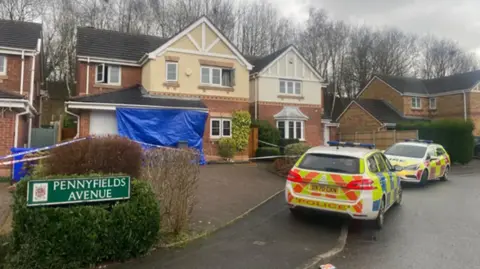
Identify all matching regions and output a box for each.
[327,160,480,268]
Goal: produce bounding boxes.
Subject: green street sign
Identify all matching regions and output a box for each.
[27,176,131,207]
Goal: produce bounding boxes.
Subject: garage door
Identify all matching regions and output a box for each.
[89,111,118,136]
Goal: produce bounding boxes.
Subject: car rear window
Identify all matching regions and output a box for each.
[298,154,360,174]
[384,144,427,158]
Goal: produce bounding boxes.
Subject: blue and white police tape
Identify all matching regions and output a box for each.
[0,155,49,166]
[258,140,282,148]
[0,136,90,161]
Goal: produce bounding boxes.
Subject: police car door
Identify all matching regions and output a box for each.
[373,153,394,208]
[435,146,447,177]
[426,146,438,179]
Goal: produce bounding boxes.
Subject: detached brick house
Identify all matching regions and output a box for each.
[336,72,480,135]
[66,16,253,159]
[247,45,327,146]
[0,20,43,176]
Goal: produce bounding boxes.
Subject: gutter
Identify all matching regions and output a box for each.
[65,101,210,112]
[65,106,80,139]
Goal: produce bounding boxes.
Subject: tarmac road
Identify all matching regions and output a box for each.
[327,167,480,269]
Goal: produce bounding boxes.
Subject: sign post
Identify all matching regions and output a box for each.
[27,176,131,207]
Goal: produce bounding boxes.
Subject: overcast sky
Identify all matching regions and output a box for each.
[271,0,480,55]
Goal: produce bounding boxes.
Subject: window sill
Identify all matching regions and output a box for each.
[94,84,122,89]
[429,108,437,111]
[278,94,304,100]
[410,108,422,111]
[163,81,180,88]
[0,74,8,79]
[199,85,234,92]
[209,136,232,141]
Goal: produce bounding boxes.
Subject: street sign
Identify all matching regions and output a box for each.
[27,176,131,207]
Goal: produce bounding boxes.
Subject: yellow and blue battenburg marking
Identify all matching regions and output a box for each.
[327,141,376,149]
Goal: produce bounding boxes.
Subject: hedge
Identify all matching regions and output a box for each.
[278,138,300,155]
[284,143,311,157]
[253,120,281,147]
[397,119,474,164]
[218,137,237,159]
[6,176,160,269]
[256,147,281,157]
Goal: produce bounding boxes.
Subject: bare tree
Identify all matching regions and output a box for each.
[0,0,45,21]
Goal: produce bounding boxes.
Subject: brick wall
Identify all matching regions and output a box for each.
[79,111,90,137]
[469,92,480,135]
[359,78,404,113]
[0,112,15,176]
[257,102,323,146]
[17,115,28,148]
[403,96,429,117]
[0,54,33,97]
[76,62,142,96]
[433,93,465,119]
[338,103,382,133]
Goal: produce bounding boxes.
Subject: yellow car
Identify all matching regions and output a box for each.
[286,141,403,229]
[384,140,450,186]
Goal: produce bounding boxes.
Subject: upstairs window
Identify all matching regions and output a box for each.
[279,80,301,95]
[201,66,235,87]
[96,64,121,85]
[166,62,178,81]
[0,55,6,75]
[411,96,421,109]
[429,97,436,110]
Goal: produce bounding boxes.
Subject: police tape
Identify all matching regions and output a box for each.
[248,155,300,160]
[0,136,89,161]
[0,155,49,166]
[258,140,283,148]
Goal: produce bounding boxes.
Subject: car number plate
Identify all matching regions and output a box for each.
[310,184,337,193]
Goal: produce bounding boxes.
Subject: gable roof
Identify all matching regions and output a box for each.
[76,27,168,62]
[376,75,429,95]
[337,98,405,125]
[248,45,291,73]
[70,84,207,110]
[0,89,25,99]
[0,19,42,50]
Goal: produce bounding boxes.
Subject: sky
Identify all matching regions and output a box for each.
[270,0,480,55]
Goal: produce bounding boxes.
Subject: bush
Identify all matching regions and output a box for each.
[253,120,281,147]
[232,111,252,152]
[273,158,297,176]
[284,143,311,157]
[0,234,10,269]
[278,138,300,155]
[217,137,237,159]
[256,147,281,157]
[44,136,143,178]
[397,119,475,164]
[6,177,160,269]
[142,148,200,235]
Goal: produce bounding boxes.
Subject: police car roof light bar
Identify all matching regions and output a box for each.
[327,141,376,149]
[404,139,433,144]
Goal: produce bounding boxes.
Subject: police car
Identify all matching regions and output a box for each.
[286,141,403,229]
[384,139,450,186]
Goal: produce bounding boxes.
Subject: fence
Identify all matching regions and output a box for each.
[248,127,259,158]
[338,130,418,149]
[31,124,59,147]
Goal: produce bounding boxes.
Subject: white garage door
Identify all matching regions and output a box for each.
[89,110,118,136]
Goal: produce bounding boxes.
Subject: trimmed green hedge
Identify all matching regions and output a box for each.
[253,120,281,147]
[397,119,474,164]
[256,147,281,157]
[284,143,311,157]
[6,176,160,269]
[279,138,300,155]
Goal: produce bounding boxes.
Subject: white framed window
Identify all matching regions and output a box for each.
[279,80,302,95]
[411,96,421,109]
[0,55,6,75]
[276,120,304,140]
[166,62,178,81]
[429,97,436,110]
[201,66,235,87]
[210,118,232,138]
[95,64,121,85]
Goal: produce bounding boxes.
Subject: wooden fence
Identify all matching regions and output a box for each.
[338,130,418,150]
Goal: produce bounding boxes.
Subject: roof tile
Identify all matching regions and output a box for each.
[0,19,42,50]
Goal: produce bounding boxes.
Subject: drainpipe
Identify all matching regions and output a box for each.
[27,50,38,147]
[20,50,25,95]
[65,106,80,139]
[255,74,259,120]
[86,57,90,95]
[463,91,467,121]
[14,106,30,147]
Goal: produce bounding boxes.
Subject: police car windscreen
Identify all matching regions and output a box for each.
[384,144,426,158]
[298,154,360,174]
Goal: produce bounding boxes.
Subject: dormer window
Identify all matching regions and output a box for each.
[96,64,121,85]
[0,55,6,75]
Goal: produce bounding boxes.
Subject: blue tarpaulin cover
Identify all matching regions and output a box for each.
[10,147,36,181]
[116,108,208,164]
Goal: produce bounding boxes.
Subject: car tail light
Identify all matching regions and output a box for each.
[287,170,303,183]
[424,161,429,167]
[346,178,376,190]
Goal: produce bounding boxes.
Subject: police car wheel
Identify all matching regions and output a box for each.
[289,207,302,218]
[374,199,385,229]
[395,187,403,206]
[420,170,429,186]
[440,166,449,181]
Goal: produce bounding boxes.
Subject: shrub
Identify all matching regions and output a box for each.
[256,147,281,157]
[232,111,252,152]
[285,143,311,157]
[0,234,10,269]
[253,120,281,147]
[44,136,143,178]
[273,158,297,176]
[397,119,474,164]
[142,148,200,235]
[6,177,160,269]
[278,138,300,155]
[218,137,237,159]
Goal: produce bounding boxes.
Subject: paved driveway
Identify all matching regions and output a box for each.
[328,161,480,268]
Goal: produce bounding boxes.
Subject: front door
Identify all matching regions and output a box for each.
[323,126,330,145]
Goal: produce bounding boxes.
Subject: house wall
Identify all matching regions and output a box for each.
[75,62,142,96]
[402,96,429,117]
[338,103,382,133]
[0,112,15,176]
[430,93,465,119]
[359,78,404,113]
[469,92,480,136]
[0,54,33,97]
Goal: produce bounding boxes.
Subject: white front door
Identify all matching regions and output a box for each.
[323,125,330,145]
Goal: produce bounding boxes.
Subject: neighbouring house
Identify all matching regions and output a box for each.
[321,90,349,143]
[336,72,480,135]
[66,16,253,160]
[40,81,71,126]
[247,45,327,146]
[0,19,43,176]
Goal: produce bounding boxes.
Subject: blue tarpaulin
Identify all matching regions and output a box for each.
[116,108,208,164]
[10,147,36,182]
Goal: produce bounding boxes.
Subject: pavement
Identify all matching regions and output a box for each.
[327,161,480,269]
[111,194,344,269]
